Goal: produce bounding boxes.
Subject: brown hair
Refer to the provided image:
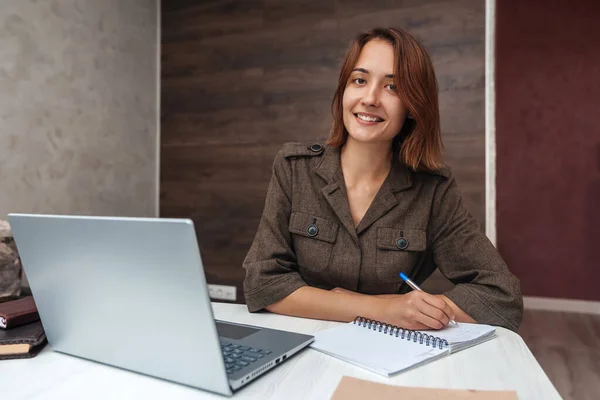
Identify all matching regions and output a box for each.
[327,27,443,171]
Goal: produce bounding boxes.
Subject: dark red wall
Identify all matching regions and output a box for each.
[496,0,600,300]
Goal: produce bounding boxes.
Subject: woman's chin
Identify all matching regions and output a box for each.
[346,130,392,145]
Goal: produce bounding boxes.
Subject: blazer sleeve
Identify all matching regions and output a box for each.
[242,150,307,312]
[428,174,524,332]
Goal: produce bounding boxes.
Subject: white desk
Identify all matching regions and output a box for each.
[1,303,561,400]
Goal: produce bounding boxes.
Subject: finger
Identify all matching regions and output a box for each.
[421,294,455,322]
[391,315,430,331]
[414,309,445,330]
[419,292,447,310]
[416,300,449,328]
[405,321,431,331]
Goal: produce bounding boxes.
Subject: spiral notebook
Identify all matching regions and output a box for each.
[311,317,496,377]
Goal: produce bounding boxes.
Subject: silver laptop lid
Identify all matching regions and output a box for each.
[8,214,232,396]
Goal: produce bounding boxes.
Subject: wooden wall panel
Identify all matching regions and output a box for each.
[161,0,485,302]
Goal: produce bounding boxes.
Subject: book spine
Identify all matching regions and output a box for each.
[0,312,40,329]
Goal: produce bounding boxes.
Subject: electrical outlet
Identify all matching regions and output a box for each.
[207,284,237,301]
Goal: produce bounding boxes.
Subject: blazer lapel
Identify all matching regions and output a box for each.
[315,147,414,240]
[315,147,359,245]
[355,159,413,235]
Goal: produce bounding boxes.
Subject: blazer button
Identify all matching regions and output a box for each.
[307,224,319,237]
[309,144,323,152]
[396,238,409,250]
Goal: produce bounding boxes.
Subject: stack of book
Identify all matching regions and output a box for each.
[0,296,46,360]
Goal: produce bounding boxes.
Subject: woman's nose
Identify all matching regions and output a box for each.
[361,85,380,107]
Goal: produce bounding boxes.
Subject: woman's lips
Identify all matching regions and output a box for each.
[354,112,384,125]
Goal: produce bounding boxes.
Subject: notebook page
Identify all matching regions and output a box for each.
[418,323,496,352]
[311,322,448,376]
[424,323,495,344]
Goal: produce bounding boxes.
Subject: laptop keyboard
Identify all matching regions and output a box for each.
[220,340,272,376]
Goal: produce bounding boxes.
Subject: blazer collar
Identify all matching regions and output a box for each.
[315,145,413,192]
[315,145,414,236]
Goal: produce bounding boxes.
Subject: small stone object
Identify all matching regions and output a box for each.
[0,219,22,298]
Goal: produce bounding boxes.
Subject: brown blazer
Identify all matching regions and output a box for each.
[243,143,523,331]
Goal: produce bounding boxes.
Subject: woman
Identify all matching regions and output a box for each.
[242,27,523,332]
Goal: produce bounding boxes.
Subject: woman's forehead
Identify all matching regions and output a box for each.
[354,39,395,76]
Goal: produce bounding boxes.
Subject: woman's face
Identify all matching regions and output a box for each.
[342,39,408,146]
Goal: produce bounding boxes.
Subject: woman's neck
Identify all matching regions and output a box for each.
[340,138,393,188]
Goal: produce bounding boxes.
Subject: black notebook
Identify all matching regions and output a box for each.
[0,320,47,360]
[311,317,496,376]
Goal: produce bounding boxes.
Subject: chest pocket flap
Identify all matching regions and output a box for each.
[376,227,426,251]
[289,212,339,243]
[376,227,426,283]
[289,212,339,272]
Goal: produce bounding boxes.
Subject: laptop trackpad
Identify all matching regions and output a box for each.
[216,322,260,340]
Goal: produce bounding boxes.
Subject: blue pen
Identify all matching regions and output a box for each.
[399,272,458,326]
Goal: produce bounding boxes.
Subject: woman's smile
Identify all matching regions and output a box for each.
[353,112,385,125]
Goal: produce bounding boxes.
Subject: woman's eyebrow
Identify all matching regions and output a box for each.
[352,68,395,78]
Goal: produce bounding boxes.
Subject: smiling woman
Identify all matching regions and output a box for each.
[242,28,524,333]
[342,41,407,150]
[329,29,442,172]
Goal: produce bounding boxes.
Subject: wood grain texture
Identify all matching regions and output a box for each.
[161,0,485,303]
[519,309,600,400]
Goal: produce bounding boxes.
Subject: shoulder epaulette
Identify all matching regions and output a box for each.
[281,142,325,159]
[428,165,451,179]
[416,165,451,179]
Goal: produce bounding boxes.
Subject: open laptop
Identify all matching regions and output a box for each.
[7,214,314,396]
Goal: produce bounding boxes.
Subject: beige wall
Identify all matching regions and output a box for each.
[0,0,159,218]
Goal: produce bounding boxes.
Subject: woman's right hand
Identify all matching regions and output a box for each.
[378,291,455,330]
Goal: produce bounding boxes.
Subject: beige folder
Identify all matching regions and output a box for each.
[331,376,519,400]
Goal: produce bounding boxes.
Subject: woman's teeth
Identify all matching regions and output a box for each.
[356,113,383,122]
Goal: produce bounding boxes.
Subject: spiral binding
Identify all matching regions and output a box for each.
[353,316,449,350]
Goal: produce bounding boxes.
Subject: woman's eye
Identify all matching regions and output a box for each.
[353,78,366,85]
[386,84,397,91]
